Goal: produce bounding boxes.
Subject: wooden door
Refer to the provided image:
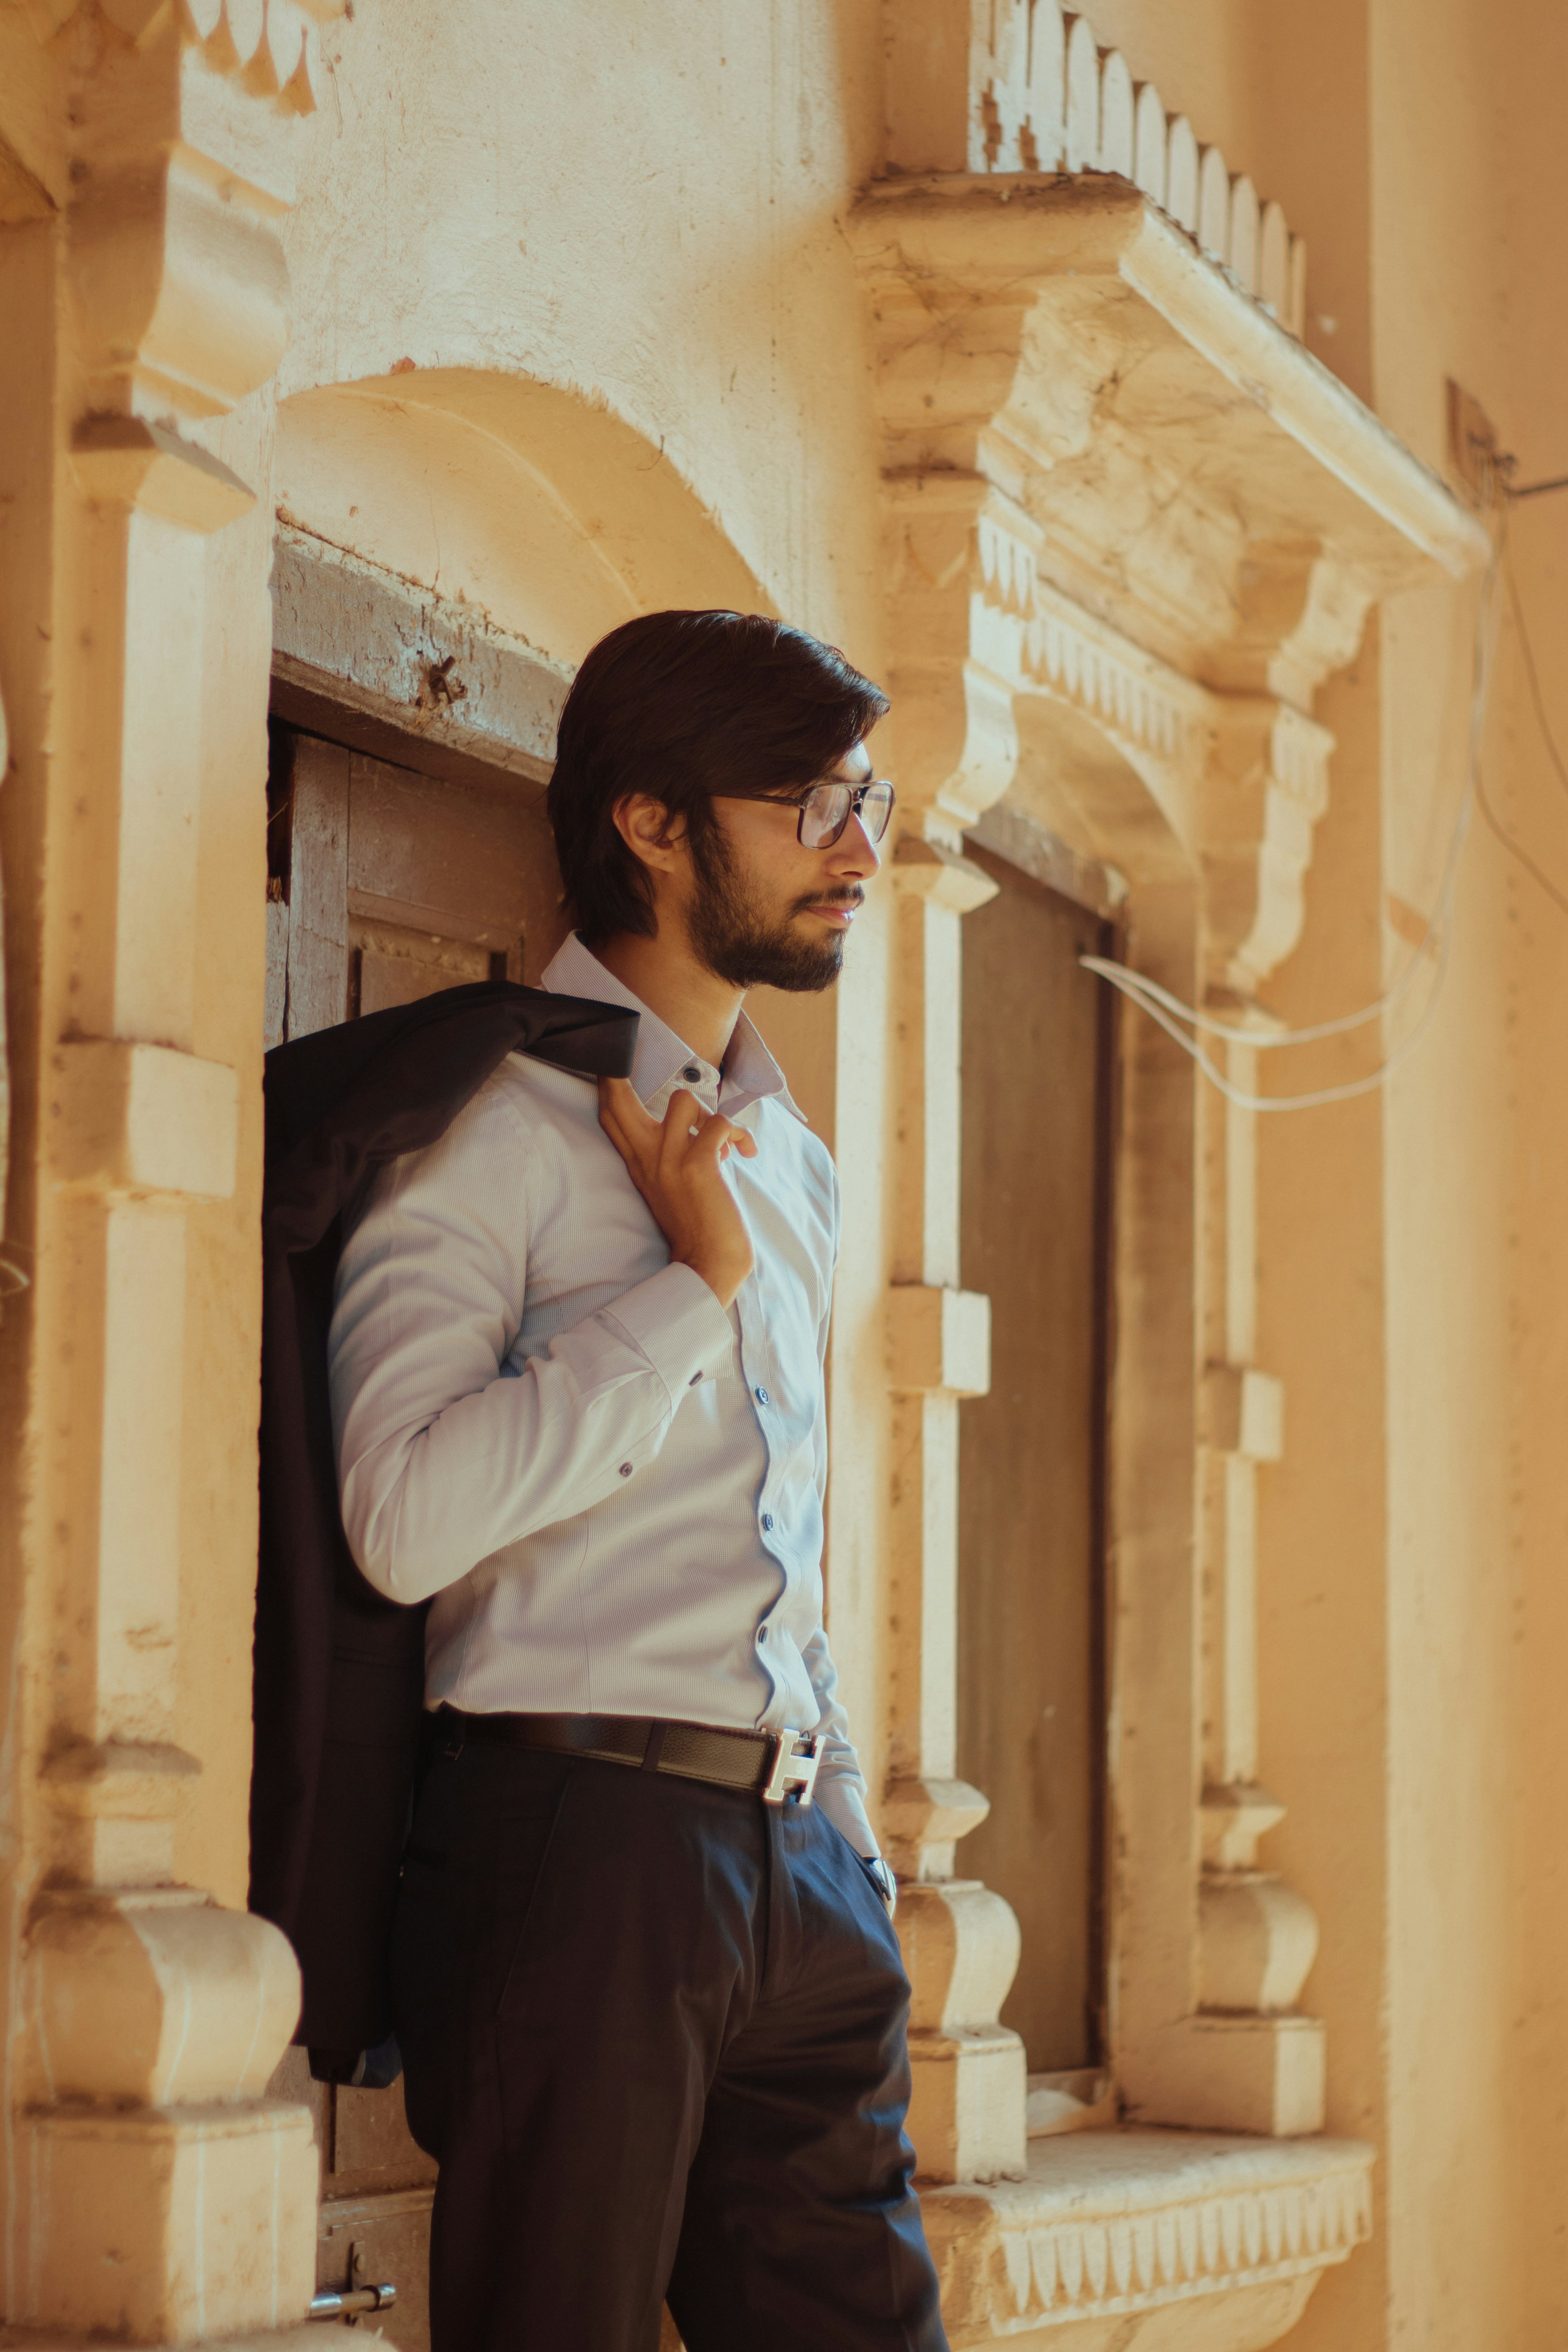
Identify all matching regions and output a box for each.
[265,721,569,1049]
[956,844,1117,2081]
[264,719,569,2348]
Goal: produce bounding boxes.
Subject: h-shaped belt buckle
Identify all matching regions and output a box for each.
[762,1727,821,1808]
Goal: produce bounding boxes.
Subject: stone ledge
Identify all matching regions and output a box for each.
[921,2128,1373,2344]
[0,2333,323,2352]
[887,1284,994,1398]
[50,1039,239,1201]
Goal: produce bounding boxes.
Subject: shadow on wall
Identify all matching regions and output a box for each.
[274,367,776,673]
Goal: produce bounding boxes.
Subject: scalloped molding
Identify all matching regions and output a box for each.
[13,0,345,119]
[888,2,1310,338]
[924,2131,1373,2342]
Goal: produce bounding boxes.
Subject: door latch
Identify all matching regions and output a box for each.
[310,2243,397,2324]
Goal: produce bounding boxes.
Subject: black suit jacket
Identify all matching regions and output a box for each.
[249,980,638,2068]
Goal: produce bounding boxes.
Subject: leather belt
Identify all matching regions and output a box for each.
[434,1705,822,1808]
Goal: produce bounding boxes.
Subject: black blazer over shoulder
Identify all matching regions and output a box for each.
[250,981,638,2071]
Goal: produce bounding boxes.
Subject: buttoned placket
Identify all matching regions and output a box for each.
[646,1049,791,1722]
[732,1247,788,1712]
[727,1149,790,1721]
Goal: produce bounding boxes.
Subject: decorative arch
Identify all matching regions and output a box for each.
[275,367,774,674]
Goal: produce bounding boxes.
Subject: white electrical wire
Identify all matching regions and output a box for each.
[1080,531,1503,1114]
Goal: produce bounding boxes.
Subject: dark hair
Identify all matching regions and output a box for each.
[547,610,889,945]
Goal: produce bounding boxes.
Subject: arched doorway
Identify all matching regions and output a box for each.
[261,368,776,2348]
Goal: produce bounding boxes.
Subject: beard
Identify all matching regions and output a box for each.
[685,817,858,993]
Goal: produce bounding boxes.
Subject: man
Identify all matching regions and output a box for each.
[328,610,948,2352]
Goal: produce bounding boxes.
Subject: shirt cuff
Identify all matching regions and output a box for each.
[598,1262,734,1407]
[814,1771,880,1862]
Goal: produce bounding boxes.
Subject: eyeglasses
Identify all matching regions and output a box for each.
[718,779,897,850]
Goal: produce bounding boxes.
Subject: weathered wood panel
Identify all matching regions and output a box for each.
[283,735,351,1038]
[957,844,1114,2073]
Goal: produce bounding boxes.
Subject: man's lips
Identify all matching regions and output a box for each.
[797,895,864,927]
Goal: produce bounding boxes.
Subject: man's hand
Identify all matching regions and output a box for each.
[598,1078,758,1309]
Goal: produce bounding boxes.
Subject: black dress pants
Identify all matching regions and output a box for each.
[390,1723,948,2352]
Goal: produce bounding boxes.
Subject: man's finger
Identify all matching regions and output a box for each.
[687,1113,757,1167]
[712,1124,759,1160]
[598,1074,655,1127]
[598,1076,657,1150]
[598,1081,662,1189]
[657,1088,704,1166]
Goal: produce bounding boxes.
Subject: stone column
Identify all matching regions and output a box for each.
[1191,704,1337,2130]
[1117,706,1335,2137]
[0,2,341,2336]
[879,477,1031,2189]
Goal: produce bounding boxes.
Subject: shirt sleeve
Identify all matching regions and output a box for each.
[329,1085,734,1606]
[801,1625,880,1858]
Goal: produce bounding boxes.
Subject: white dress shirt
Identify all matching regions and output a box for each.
[328,933,877,1859]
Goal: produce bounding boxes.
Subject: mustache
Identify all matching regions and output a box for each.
[790,886,865,914]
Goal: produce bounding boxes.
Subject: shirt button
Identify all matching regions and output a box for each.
[757,1627,768,1645]
[689,1372,703,1387]
[760,1512,774,1532]
[682,1064,702,1083]
[754,1385,769,1406]
[619,1463,633,1478]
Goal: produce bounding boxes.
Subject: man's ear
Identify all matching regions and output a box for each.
[611,793,688,875]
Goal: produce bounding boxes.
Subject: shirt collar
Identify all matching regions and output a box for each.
[540,933,807,1126]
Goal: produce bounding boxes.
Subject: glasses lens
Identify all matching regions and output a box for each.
[798,783,850,848]
[860,782,894,844]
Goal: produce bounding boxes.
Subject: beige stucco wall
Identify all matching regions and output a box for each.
[1250,5,1568,2348]
[1375,7,1568,2343]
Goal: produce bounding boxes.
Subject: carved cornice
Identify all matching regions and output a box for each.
[856,173,1484,978]
[853,175,1487,703]
[4,0,347,431]
[1026,576,1195,774]
[888,2,1311,342]
[923,2130,1373,2340]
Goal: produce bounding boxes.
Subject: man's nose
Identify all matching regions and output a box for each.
[831,813,882,877]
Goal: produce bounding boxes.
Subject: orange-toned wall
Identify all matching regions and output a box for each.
[1448,24,1568,2347]
[1094,4,1568,2346]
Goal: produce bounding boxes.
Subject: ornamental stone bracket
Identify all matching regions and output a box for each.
[852,176,1484,682]
[850,172,1486,888]
[1,0,343,2341]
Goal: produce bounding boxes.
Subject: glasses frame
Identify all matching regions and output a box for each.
[715,779,897,850]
